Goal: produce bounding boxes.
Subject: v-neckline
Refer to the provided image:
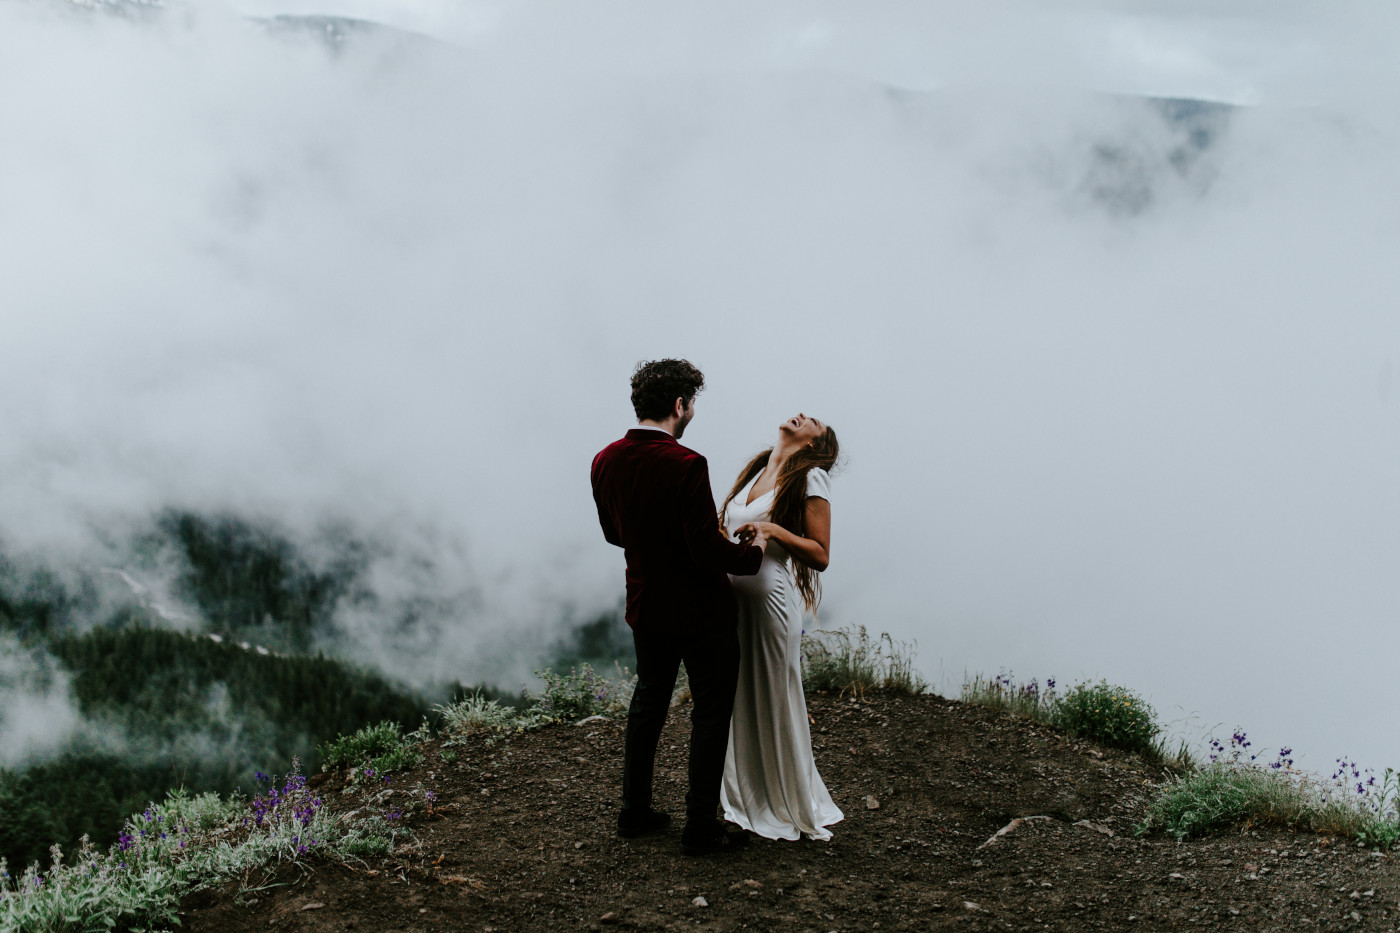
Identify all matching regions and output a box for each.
[744,472,775,507]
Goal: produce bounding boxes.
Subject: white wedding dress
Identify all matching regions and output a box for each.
[719,467,844,841]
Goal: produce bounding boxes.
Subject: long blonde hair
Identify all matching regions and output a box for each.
[720,426,839,613]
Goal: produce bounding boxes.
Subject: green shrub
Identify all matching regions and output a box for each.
[435,693,527,737]
[1053,681,1159,754]
[1137,736,1399,847]
[319,721,426,778]
[1140,764,1313,840]
[1139,764,1400,846]
[801,626,926,697]
[533,663,634,723]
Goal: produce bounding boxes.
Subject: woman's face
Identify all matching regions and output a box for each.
[779,412,825,446]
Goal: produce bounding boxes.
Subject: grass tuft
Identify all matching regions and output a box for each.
[801,626,927,697]
[961,672,1161,757]
[436,663,638,739]
[533,663,635,723]
[435,692,524,737]
[1137,737,1400,847]
[961,671,1058,723]
[319,721,427,778]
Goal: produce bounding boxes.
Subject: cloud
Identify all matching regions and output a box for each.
[2,2,1399,768]
[0,637,81,768]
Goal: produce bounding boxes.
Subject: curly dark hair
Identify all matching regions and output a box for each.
[630,359,705,421]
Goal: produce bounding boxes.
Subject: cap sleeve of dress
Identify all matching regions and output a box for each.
[805,467,831,502]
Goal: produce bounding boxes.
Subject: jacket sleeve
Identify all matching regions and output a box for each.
[591,454,621,547]
[681,455,763,576]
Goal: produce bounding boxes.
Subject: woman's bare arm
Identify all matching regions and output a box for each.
[736,497,831,572]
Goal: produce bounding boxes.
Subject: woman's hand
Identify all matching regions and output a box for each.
[738,500,831,572]
[733,518,778,549]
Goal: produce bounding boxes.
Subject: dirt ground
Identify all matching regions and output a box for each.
[180,693,1399,932]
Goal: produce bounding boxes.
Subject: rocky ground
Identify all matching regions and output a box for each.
[181,693,1399,932]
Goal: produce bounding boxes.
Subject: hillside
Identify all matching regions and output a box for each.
[177,692,1399,932]
[0,627,433,872]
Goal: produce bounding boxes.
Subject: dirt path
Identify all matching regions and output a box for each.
[181,693,1399,932]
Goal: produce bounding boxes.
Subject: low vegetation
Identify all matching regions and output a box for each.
[0,762,426,933]
[801,625,927,696]
[1138,734,1400,848]
[318,720,429,779]
[0,658,653,931]
[962,672,1399,849]
[962,671,1165,757]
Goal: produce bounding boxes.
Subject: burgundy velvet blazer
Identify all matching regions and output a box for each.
[591,429,763,632]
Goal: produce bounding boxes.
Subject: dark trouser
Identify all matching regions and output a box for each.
[622,622,740,824]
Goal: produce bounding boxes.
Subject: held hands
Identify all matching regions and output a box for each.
[734,521,773,554]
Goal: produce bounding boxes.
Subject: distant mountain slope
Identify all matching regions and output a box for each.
[0,626,432,873]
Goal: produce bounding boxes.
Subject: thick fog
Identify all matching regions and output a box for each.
[2,0,1398,772]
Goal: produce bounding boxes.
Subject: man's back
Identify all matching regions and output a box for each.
[591,429,761,632]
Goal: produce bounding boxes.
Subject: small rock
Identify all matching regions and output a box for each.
[599,912,618,924]
[1350,912,1363,922]
[1074,820,1114,837]
[978,816,1053,850]
[692,896,708,908]
[574,842,585,849]
[480,789,490,796]
[299,902,326,911]
[963,901,981,912]
[576,715,609,727]
[1244,863,1258,873]
[1169,873,1185,880]
[729,879,762,891]
[865,795,881,810]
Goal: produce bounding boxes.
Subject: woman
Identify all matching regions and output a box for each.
[719,412,844,841]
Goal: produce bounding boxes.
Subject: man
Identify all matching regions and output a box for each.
[590,359,767,855]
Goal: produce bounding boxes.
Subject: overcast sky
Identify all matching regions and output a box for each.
[3,0,1399,774]
[225,0,1400,104]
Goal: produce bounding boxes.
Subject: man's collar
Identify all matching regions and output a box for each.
[627,425,678,442]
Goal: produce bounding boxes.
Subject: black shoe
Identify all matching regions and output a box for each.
[680,820,750,856]
[617,808,671,838]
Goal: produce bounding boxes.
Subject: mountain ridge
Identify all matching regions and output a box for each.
[177,691,1400,933]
